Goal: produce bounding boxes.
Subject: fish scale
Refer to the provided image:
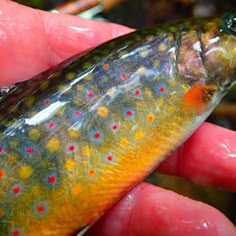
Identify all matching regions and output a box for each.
[0,14,236,236]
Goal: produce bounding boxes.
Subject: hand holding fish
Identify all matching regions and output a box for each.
[0,1,236,236]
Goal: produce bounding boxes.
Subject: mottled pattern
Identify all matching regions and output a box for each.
[0,14,236,236]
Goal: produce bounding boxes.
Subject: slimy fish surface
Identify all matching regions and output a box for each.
[0,13,236,236]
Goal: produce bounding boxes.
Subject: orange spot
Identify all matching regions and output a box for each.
[183,85,216,113]
[120,138,128,147]
[147,113,155,122]
[88,169,96,176]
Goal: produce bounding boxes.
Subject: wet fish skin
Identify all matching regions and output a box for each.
[0,14,236,236]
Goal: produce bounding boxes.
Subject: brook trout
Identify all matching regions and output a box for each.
[0,13,236,236]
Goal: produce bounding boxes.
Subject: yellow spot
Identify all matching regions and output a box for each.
[83,62,92,69]
[88,168,96,176]
[81,145,93,156]
[71,184,82,196]
[46,137,61,152]
[146,35,154,42]
[28,128,41,141]
[25,96,36,107]
[84,73,93,81]
[120,138,128,147]
[7,153,19,165]
[76,84,84,92]
[144,88,153,98]
[19,165,33,179]
[168,107,174,113]
[31,185,42,197]
[156,97,165,107]
[134,130,144,140]
[40,80,50,91]
[100,75,108,82]
[139,48,149,58]
[0,169,5,179]
[66,72,76,80]
[64,158,76,171]
[9,137,20,148]
[137,66,146,76]
[56,106,65,116]
[147,113,155,122]
[97,106,109,117]
[153,60,160,68]
[57,84,66,92]
[68,129,80,139]
[159,43,167,52]
[167,34,174,42]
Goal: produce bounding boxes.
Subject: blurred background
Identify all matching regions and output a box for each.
[14,0,236,225]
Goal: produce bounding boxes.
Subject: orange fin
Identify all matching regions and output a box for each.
[183,84,217,113]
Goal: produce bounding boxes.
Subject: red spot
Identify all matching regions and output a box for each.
[126,110,133,116]
[166,65,171,71]
[121,73,127,80]
[103,64,109,70]
[48,175,56,184]
[12,231,20,236]
[107,156,113,161]
[44,99,50,105]
[49,122,55,128]
[94,132,100,139]
[112,124,118,130]
[69,145,75,151]
[87,92,94,98]
[26,147,33,154]
[0,169,4,178]
[37,205,45,212]
[75,111,82,116]
[13,186,20,195]
[135,90,140,95]
[0,147,2,153]
[159,87,165,92]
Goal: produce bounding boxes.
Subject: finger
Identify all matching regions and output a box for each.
[0,1,132,85]
[86,182,236,236]
[157,122,236,191]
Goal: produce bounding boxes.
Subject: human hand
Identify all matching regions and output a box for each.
[1,1,236,236]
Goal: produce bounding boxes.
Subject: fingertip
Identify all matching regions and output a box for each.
[158,122,236,191]
[86,182,236,236]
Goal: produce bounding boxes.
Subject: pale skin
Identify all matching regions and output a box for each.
[1,1,236,235]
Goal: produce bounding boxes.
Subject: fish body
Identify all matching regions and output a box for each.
[0,14,236,236]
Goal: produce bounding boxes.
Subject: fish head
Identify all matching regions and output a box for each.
[201,13,236,92]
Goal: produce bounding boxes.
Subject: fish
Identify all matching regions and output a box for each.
[0,13,236,236]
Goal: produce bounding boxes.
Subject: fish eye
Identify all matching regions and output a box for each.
[223,13,236,36]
